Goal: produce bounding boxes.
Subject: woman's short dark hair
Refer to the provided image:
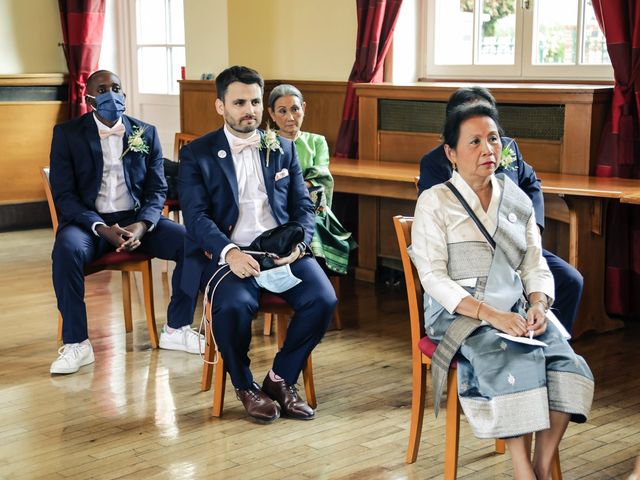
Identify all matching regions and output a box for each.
[268,84,304,110]
[443,102,502,149]
[215,65,264,101]
[445,87,496,116]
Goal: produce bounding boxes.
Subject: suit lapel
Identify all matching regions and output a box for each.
[120,115,134,193]
[259,132,277,207]
[83,113,103,173]
[211,130,239,206]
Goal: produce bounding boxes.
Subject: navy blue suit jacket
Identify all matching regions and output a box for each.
[178,128,315,298]
[417,137,545,231]
[49,112,167,232]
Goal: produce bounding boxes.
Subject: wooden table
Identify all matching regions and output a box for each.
[331,157,640,338]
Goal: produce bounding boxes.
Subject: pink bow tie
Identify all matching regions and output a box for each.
[98,124,126,139]
[230,135,260,155]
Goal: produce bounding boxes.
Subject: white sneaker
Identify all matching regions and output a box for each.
[50,342,95,374]
[159,325,205,354]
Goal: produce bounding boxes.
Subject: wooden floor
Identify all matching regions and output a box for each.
[1,228,639,480]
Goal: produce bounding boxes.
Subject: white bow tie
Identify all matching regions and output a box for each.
[98,124,125,139]
[230,135,260,155]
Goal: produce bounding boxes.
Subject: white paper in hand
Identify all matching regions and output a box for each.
[495,332,548,347]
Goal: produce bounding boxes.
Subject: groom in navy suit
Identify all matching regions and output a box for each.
[418,87,583,333]
[49,70,201,375]
[179,66,336,423]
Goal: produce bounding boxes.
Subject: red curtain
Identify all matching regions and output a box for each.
[59,0,106,119]
[334,0,403,158]
[592,0,640,317]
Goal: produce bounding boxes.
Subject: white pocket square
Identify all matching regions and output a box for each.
[274,168,289,181]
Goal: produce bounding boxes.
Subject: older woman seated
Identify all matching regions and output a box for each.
[268,84,355,275]
[411,102,594,480]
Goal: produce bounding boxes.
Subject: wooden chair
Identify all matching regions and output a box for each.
[200,292,316,417]
[263,275,342,335]
[393,215,562,479]
[173,132,198,161]
[41,168,158,347]
[161,132,198,222]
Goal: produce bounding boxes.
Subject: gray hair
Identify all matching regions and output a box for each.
[268,84,304,110]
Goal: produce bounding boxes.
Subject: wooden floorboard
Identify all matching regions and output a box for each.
[0,228,638,479]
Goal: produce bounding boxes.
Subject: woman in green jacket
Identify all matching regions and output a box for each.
[268,84,355,275]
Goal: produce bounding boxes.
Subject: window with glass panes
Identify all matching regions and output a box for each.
[425,0,611,80]
[136,0,185,95]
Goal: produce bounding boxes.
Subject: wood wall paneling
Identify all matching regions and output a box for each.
[378,131,440,163]
[355,82,612,174]
[0,101,68,204]
[178,80,221,135]
[358,97,378,160]
[180,80,348,154]
[0,75,68,206]
[265,81,347,153]
[516,139,562,173]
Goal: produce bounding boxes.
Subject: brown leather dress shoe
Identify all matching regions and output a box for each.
[262,374,315,420]
[235,383,280,423]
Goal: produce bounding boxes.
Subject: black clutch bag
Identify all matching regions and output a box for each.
[242,221,305,269]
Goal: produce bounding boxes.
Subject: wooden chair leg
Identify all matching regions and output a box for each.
[276,315,287,348]
[200,317,215,392]
[551,448,563,480]
[302,354,317,409]
[495,439,506,454]
[263,313,273,336]
[329,276,342,330]
[57,312,63,342]
[212,355,226,417]
[405,359,428,464]
[141,261,158,348]
[444,370,460,480]
[121,271,133,333]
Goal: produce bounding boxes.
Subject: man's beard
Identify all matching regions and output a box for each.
[226,115,260,134]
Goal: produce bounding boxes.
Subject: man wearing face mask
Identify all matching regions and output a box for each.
[179,66,337,423]
[48,70,202,375]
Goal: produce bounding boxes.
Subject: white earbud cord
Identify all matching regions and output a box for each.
[199,265,233,364]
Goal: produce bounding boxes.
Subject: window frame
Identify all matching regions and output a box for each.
[422,0,613,81]
[134,0,185,96]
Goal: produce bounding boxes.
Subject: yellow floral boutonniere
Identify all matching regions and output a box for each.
[120,125,149,160]
[259,124,283,167]
[499,139,518,172]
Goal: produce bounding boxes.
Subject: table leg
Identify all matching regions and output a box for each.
[564,196,623,337]
[355,196,378,282]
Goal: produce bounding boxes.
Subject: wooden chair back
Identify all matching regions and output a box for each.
[392,216,425,354]
[173,132,198,160]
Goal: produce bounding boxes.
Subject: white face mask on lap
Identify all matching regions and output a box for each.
[255,264,301,293]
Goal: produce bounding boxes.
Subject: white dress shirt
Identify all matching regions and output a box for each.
[91,115,135,234]
[219,125,278,263]
[94,115,134,213]
[411,171,554,314]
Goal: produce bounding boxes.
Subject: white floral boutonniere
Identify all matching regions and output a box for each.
[258,124,283,167]
[120,125,149,160]
[499,139,518,172]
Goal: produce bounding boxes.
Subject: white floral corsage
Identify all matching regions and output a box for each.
[120,125,149,160]
[499,139,518,172]
[259,124,283,167]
